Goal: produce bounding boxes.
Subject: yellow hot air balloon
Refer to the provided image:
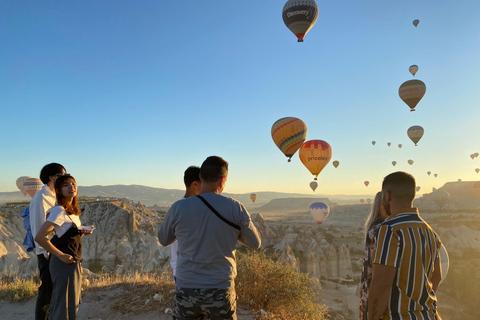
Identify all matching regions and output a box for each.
[392,161,397,166]
[271,117,307,162]
[299,140,332,180]
[387,142,391,147]
[407,125,424,146]
[409,65,419,76]
[250,194,257,203]
[399,79,426,112]
[332,160,339,168]
[16,176,31,195]
[413,19,420,27]
[398,144,402,149]
[310,181,318,192]
[282,0,319,42]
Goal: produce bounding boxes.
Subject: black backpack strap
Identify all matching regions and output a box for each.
[197,195,241,230]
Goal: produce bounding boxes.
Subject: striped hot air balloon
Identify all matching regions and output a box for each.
[271,117,307,162]
[23,178,43,198]
[309,202,330,225]
[16,176,31,195]
[407,125,424,146]
[399,79,426,112]
[299,140,332,180]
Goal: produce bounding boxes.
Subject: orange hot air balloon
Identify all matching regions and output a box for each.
[271,117,307,162]
[16,176,31,195]
[299,140,332,180]
[250,194,257,203]
[360,199,364,204]
[399,79,426,112]
[332,160,339,168]
[364,181,369,187]
[387,142,391,147]
[23,178,43,198]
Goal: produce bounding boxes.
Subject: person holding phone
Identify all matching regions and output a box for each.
[35,174,93,319]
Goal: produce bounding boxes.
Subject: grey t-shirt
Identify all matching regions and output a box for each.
[158,193,261,289]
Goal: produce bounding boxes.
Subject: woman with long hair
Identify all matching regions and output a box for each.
[359,191,388,320]
[35,174,93,319]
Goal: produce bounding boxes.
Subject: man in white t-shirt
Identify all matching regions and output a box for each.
[29,163,66,320]
[170,166,201,280]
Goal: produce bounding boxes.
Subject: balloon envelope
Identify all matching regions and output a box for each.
[476,168,479,174]
[332,160,339,168]
[470,154,475,160]
[366,198,372,204]
[427,171,431,176]
[408,159,414,165]
[282,0,319,42]
[416,186,421,192]
[16,176,31,195]
[432,190,449,208]
[23,178,43,198]
[310,181,318,192]
[371,141,376,146]
[387,142,391,147]
[364,181,369,187]
[398,144,402,149]
[309,202,330,225]
[409,65,419,76]
[271,117,307,162]
[299,140,332,180]
[413,19,420,27]
[392,161,397,166]
[250,194,257,203]
[434,173,438,178]
[407,125,424,146]
[399,79,426,111]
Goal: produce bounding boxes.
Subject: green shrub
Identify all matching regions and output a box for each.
[236,250,328,319]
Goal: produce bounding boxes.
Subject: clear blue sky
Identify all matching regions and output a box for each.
[2,0,480,196]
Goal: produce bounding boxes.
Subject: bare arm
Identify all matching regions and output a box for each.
[34,221,76,264]
[368,263,396,320]
[431,255,442,292]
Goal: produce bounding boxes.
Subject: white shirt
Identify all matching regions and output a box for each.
[47,205,81,238]
[29,184,56,257]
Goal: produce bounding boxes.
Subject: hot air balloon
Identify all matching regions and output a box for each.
[366,198,372,204]
[360,199,364,204]
[332,160,339,168]
[476,168,479,174]
[16,176,31,195]
[439,244,449,286]
[392,161,397,167]
[250,194,258,203]
[470,154,475,160]
[310,181,318,192]
[427,171,431,176]
[475,153,479,158]
[432,190,449,208]
[416,186,421,192]
[309,202,330,225]
[371,141,376,146]
[409,65,419,76]
[23,178,43,198]
[413,19,420,27]
[387,142,391,147]
[364,181,369,187]
[271,117,307,162]
[407,125,424,146]
[299,140,332,180]
[399,79,426,112]
[398,144,402,149]
[408,159,414,165]
[282,0,319,42]
[434,173,438,178]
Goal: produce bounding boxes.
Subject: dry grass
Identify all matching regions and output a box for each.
[236,250,329,320]
[0,275,38,302]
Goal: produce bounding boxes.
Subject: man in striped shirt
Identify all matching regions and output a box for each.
[368,171,442,320]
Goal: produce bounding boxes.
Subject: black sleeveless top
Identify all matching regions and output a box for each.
[50,218,83,262]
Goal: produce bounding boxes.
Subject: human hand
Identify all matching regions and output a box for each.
[80,225,95,236]
[58,253,76,264]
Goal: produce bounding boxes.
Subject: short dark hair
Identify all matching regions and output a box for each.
[200,156,228,183]
[184,166,201,187]
[40,163,66,184]
[382,171,416,202]
[54,175,81,216]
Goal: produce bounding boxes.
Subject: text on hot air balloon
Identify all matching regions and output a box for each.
[307,156,329,161]
[399,87,420,93]
[287,10,311,18]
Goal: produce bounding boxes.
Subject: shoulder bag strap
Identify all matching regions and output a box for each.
[196,195,240,230]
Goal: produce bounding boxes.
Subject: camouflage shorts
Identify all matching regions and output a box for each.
[173,287,237,320]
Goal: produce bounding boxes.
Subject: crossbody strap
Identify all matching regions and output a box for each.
[196,195,241,230]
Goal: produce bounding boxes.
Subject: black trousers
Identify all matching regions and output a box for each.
[35,254,52,320]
